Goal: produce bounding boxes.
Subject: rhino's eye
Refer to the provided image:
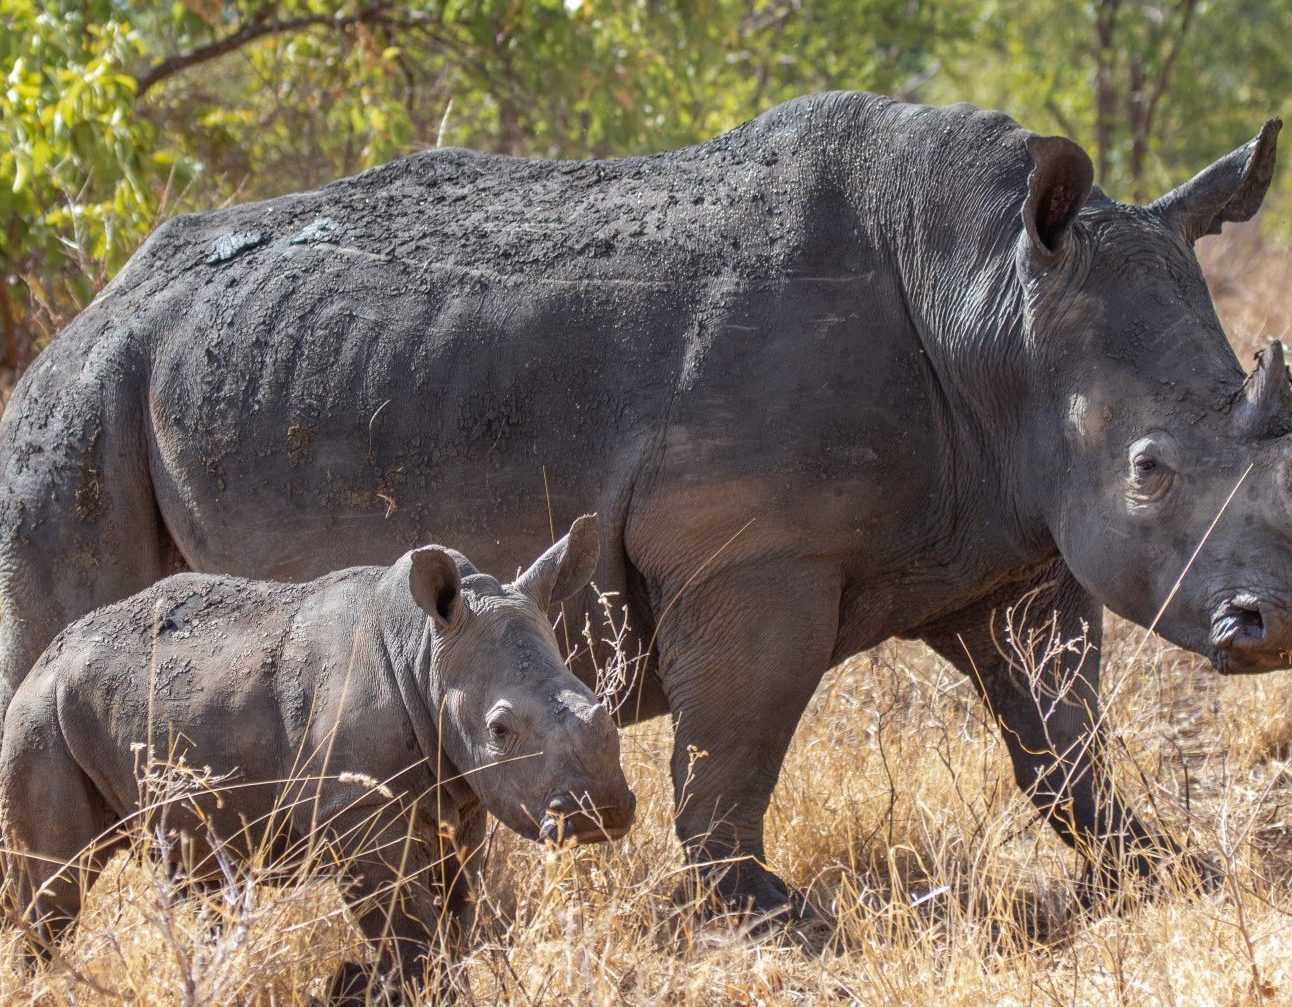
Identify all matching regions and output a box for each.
[487,719,513,749]
[1127,438,1174,504]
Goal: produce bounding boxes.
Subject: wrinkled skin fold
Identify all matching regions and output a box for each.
[0,91,1287,924]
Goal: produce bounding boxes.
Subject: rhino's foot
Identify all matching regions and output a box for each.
[1187,854,1225,894]
[680,857,832,952]
[1075,848,1222,912]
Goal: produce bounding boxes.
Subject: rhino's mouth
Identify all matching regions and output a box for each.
[538,812,632,846]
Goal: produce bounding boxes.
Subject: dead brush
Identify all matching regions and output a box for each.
[0,737,430,1003]
[0,721,524,1004]
[1,584,1291,1005]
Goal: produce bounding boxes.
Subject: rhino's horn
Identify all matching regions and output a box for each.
[1235,340,1292,438]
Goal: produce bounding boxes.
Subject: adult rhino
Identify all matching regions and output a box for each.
[0,92,1285,923]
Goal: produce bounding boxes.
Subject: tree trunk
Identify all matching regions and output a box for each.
[0,275,18,372]
[1093,0,1121,184]
[1127,52,1148,202]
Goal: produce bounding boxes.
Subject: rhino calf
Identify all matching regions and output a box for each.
[0,515,633,1001]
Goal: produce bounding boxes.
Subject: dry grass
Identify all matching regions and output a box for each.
[1,226,1292,1005]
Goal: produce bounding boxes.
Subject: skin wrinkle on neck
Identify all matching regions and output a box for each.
[365,573,474,815]
[842,100,1050,569]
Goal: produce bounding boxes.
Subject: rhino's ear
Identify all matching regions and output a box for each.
[515,514,600,610]
[409,547,464,630]
[1151,119,1280,244]
[1021,134,1094,257]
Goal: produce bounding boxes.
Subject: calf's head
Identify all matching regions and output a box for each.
[407,516,635,842]
[1017,119,1292,673]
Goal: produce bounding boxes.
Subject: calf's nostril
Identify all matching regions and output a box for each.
[539,815,562,844]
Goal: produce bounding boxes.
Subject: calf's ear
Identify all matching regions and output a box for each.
[1021,134,1094,257]
[1151,119,1280,243]
[516,514,600,610]
[409,547,464,629]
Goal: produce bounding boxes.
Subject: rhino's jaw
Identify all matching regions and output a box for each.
[1209,594,1292,673]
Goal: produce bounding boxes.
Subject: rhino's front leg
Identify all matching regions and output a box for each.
[324,805,466,1006]
[920,559,1189,892]
[653,562,841,924]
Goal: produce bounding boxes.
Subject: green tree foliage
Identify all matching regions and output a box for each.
[932,0,1292,203]
[1,0,192,365]
[1,0,1289,377]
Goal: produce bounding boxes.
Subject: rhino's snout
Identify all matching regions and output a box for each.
[538,787,636,846]
[1210,593,1292,673]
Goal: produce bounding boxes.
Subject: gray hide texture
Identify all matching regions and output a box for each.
[0,517,632,998]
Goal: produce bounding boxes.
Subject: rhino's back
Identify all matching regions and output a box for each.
[21,570,364,812]
[121,89,857,292]
[120,97,882,578]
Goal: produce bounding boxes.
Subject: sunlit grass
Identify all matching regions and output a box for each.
[0,610,1287,1006]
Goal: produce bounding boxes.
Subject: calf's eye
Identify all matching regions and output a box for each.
[488,721,512,744]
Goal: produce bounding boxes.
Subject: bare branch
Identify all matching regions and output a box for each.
[134,3,393,100]
[1044,98,1078,140]
[1144,0,1200,139]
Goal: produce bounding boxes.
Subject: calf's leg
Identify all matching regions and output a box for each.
[325,806,467,1005]
[0,735,117,958]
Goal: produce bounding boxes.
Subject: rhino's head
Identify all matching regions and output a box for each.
[407,515,635,842]
[1016,119,1292,673]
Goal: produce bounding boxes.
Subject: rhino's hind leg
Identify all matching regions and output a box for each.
[0,724,119,960]
[920,559,1188,895]
[0,352,179,711]
[652,562,841,930]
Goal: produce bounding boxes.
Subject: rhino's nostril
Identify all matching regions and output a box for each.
[539,815,564,844]
[1237,606,1265,638]
[1212,596,1266,647]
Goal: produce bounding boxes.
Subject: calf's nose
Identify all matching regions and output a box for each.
[538,787,636,845]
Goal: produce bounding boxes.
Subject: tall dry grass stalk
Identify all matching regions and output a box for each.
[0,227,1290,1005]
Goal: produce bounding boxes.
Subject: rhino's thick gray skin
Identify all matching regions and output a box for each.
[0,517,634,1000]
[1,91,1287,920]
